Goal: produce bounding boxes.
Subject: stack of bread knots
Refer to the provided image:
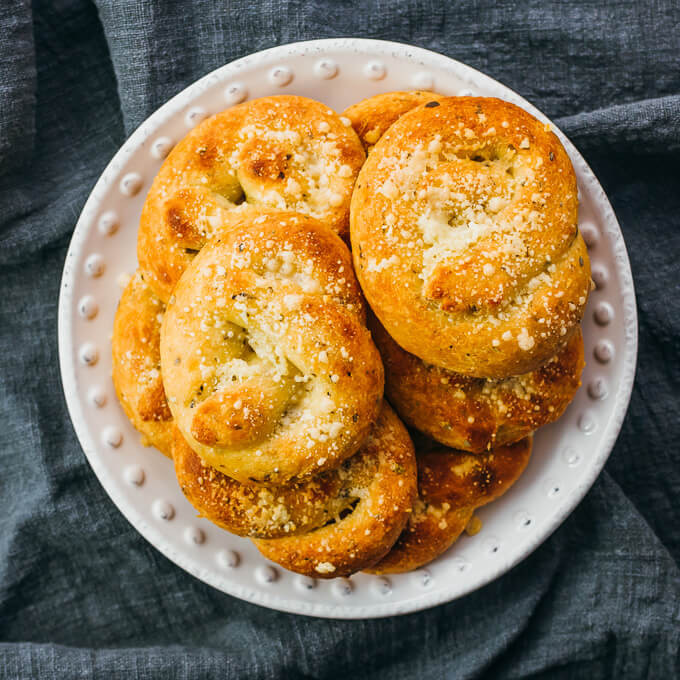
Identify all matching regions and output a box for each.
[112,91,590,578]
[138,95,366,302]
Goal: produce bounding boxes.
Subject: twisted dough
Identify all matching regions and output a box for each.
[138,95,365,301]
[160,210,384,485]
[344,90,439,151]
[371,315,584,452]
[174,399,416,547]
[351,96,591,378]
[368,436,532,574]
[253,402,417,577]
[112,270,173,457]
[173,426,354,538]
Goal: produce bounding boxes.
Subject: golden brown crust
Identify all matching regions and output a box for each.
[350,96,591,378]
[173,427,354,539]
[111,271,173,457]
[253,402,417,577]
[160,209,384,485]
[372,316,584,452]
[138,95,365,301]
[367,437,532,574]
[344,91,442,151]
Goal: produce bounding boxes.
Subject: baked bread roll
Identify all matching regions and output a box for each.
[253,402,417,577]
[344,90,441,151]
[371,315,584,452]
[173,427,353,538]
[138,95,365,301]
[160,210,384,485]
[351,96,591,378]
[174,399,416,546]
[112,270,173,457]
[367,436,532,574]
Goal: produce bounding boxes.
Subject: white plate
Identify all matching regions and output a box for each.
[58,38,637,618]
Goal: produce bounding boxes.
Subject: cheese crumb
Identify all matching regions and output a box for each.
[517,328,535,351]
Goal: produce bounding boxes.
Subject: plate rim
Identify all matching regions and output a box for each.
[58,37,638,619]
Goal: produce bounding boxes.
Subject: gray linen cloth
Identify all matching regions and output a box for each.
[0,1,678,678]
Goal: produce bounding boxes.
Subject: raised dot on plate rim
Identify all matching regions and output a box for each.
[151,136,173,160]
[543,478,561,498]
[103,426,122,448]
[414,567,433,584]
[459,88,475,96]
[580,222,599,247]
[97,212,118,236]
[411,71,434,89]
[78,295,98,320]
[332,578,353,596]
[119,173,142,197]
[588,376,608,400]
[84,253,105,277]
[313,59,338,79]
[79,343,98,366]
[594,340,614,363]
[578,412,597,434]
[374,576,392,595]
[185,107,207,127]
[224,82,247,104]
[268,66,293,86]
[257,565,278,584]
[562,446,581,467]
[594,301,613,325]
[515,511,534,530]
[217,549,240,568]
[88,386,107,408]
[483,536,501,554]
[125,464,145,486]
[363,61,386,80]
[591,264,608,289]
[185,527,205,545]
[450,557,468,573]
[153,499,175,521]
[296,575,316,590]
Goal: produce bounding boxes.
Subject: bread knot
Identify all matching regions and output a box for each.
[138,95,365,301]
[112,271,173,457]
[253,402,417,577]
[351,96,591,377]
[368,436,532,574]
[160,210,384,485]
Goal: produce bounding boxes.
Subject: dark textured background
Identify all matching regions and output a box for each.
[1,1,679,678]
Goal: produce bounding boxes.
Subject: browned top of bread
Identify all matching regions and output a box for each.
[111,270,173,457]
[344,91,441,151]
[368,436,532,574]
[372,315,584,452]
[350,96,590,378]
[174,425,372,539]
[253,402,417,578]
[160,209,384,486]
[138,95,365,301]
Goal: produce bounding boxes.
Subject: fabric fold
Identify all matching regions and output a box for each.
[0,0,36,176]
[557,95,680,154]
[1,1,679,677]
